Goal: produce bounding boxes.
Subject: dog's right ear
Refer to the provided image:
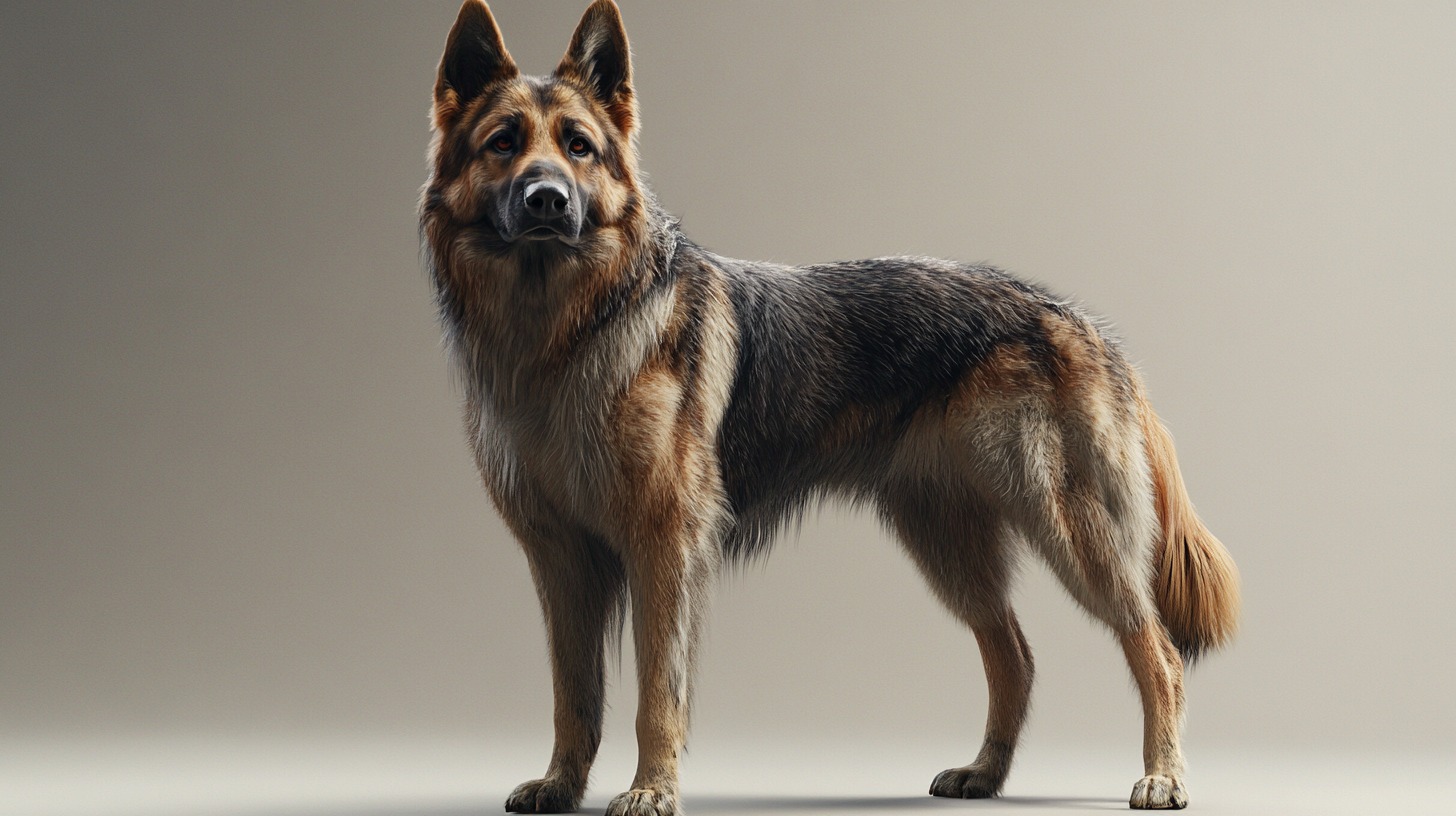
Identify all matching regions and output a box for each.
[434,0,517,131]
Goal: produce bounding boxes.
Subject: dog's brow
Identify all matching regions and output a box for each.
[473,111,524,146]
[558,114,603,142]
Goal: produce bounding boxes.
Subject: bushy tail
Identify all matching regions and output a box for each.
[1137,390,1240,665]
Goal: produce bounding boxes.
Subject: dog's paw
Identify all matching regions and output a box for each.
[505,776,581,813]
[929,765,1004,799]
[603,787,680,816]
[1129,775,1188,810]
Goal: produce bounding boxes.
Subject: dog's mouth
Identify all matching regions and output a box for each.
[521,225,563,240]
[517,224,581,246]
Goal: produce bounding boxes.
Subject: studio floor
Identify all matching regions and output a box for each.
[5,735,1450,816]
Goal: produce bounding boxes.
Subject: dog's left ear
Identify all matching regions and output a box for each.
[555,0,636,134]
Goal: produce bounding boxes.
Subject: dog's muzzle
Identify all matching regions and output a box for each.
[503,170,583,244]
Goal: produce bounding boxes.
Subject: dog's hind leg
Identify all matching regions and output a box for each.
[929,613,1035,798]
[1011,412,1190,809]
[881,490,1034,799]
[1071,500,1190,809]
[506,528,627,814]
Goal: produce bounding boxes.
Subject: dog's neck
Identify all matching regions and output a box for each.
[432,200,683,409]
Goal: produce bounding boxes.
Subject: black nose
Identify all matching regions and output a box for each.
[523,180,570,220]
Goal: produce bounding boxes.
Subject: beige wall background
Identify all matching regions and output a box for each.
[3,0,1454,775]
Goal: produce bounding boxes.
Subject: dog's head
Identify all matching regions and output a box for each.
[425,0,642,255]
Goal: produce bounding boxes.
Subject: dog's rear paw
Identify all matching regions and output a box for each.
[505,776,581,813]
[929,765,1004,799]
[1129,775,1188,810]
[604,787,680,816]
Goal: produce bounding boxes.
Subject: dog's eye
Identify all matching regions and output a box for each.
[567,137,591,157]
[490,134,515,154]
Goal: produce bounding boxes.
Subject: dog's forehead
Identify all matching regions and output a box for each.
[467,77,605,144]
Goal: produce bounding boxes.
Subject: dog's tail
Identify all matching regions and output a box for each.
[1137,388,1240,665]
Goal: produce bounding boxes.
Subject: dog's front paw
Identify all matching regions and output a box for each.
[603,787,680,816]
[929,764,1004,798]
[1129,775,1188,810]
[505,776,581,813]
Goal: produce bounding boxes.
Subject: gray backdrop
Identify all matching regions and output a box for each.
[3,2,1454,814]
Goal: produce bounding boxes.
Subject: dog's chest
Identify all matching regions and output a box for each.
[466,286,677,521]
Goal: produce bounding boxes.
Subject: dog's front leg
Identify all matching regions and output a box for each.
[606,522,717,816]
[506,532,626,814]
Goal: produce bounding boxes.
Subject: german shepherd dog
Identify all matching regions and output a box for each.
[421,2,1239,812]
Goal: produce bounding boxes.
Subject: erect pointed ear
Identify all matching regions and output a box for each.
[554,0,636,134]
[434,0,518,130]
